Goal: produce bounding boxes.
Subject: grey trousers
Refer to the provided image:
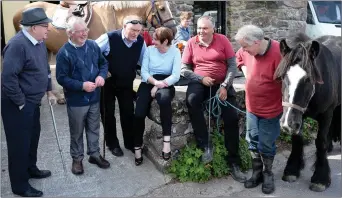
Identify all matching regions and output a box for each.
[67,103,101,160]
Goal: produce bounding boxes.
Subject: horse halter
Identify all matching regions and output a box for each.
[282,102,306,113]
[282,76,316,114]
[146,0,176,29]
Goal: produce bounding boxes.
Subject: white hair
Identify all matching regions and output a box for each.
[234,25,264,45]
[19,25,32,31]
[65,16,87,33]
[197,15,215,28]
[122,15,143,25]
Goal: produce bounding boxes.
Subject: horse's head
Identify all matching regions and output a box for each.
[145,0,177,35]
[274,33,324,134]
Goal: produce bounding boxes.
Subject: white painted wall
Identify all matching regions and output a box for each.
[2,1,30,43]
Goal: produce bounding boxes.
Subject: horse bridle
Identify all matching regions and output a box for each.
[145,0,177,29]
[282,85,315,114]
[282,102,306,113]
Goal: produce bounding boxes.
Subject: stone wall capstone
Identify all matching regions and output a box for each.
[226,1,307,51]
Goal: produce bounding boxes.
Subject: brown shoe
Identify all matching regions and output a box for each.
[88,155,110,169]
[71,159,84,175]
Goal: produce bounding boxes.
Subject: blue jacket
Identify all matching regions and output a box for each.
[1,31,52,106]
[173,25,191,45]
[56,40,108,107]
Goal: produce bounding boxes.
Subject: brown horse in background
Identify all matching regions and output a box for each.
[13,1,177,54]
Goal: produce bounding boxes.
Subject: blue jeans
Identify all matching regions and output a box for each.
[245,111,282,157]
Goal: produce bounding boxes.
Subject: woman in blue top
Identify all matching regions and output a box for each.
[133,27,181,166]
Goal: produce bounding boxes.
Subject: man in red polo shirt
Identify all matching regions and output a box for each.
[235,24,282,194]
[181,16,246,183]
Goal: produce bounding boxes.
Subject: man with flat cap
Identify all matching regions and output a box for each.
[1,7,56,197]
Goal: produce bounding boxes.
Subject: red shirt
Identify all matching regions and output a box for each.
[236,39,282,119]
[182,34,235,83]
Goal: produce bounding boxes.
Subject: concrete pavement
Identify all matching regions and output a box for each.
[1,93,341,197]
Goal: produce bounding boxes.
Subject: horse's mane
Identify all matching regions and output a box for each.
[92,1,150,10]
[274,32,318,83]
[283,32,311,48]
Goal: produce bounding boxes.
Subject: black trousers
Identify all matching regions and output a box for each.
[133,74,175,147]
[186,82,241,165]
[100,77,134,150]
[1,99,41,194]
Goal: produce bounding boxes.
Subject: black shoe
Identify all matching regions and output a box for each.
[134,147,143,166]
[89,155,110,169]
[14,186,43,197]
[230,164,247,183]
[110,147,124,157]
[245,152,263,188]
[29,169,51,179]
[71,159,84,175]
[162,140,171,161]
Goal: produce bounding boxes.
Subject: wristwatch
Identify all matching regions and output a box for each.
[220,82,227,89]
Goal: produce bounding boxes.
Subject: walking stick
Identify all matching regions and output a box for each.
[202,86,213,164]
[48,97,67,174]
[101,86,106,159]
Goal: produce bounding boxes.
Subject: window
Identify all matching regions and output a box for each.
[192,1,226,35]
[312,1,341,24]
[306,2,315,24]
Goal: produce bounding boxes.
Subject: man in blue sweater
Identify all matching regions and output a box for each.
[1,7,56,197]
[96,15,146,157]
[56,16,109,175]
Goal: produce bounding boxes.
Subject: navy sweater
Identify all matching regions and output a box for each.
[56,40,108,107]
[106,30,144,87]
[1,31,52,106]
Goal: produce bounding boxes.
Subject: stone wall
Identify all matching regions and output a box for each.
[169,1,307,51]
[226,1,307,51]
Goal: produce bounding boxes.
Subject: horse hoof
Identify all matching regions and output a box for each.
[282,175,297,182]
[309,183,327,192]
[57,99,66,105]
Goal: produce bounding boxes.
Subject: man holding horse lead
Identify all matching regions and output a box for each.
[56,16,110,175]
[1,7,56,197]
[234,25,283,194]
[180,16,246,183]
[96,15,147,157]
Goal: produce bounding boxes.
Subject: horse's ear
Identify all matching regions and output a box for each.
[280,39,291,56]
[309,41,323,84]
[309,40,320,60]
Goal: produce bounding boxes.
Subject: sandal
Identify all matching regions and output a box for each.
[134,147,143,166]
[162,140,171,161]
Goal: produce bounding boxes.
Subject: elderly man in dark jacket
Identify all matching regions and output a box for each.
[1,7,56,197]
[56,16,109,175]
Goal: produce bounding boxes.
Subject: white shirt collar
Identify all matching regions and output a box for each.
[22,29,40,45]
[68,39,85,48]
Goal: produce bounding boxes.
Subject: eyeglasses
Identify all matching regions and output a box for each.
[125,20,143,25]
